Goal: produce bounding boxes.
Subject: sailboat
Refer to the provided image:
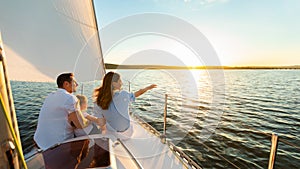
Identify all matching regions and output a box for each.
[0,0,202,168]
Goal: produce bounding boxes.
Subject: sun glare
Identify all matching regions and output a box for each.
[104,34,204,67]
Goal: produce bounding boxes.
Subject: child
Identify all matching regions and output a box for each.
[74,94,102,137]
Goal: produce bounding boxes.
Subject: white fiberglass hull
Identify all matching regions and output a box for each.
[25,115,199,169]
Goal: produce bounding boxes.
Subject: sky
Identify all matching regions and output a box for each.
[2,0,300,82]
[94,0,300,66]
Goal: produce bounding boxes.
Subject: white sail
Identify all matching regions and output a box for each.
[0,1,204,168]
[0,0,105,82]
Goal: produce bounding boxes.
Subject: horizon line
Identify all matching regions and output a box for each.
[105,63,300,69]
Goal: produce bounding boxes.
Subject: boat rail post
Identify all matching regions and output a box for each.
[268,133,278,169]
[161,94,168,143]
[128,81,131,92]
[81,84,84,95]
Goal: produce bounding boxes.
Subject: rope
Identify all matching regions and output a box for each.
[52,3,97,30]
[0,95,28,169]
[199,141,241,169]
[278,138,300,150]
[238,122,300,151]
[238,123,272,137]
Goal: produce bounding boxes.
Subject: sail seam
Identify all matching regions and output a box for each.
[53,5,97,30]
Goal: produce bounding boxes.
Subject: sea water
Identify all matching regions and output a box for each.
[11,69,300,169]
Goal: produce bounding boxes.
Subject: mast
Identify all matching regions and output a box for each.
[91,0,106,75]
[0,33,27,169]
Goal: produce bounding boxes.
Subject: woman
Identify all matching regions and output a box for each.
[93,72,156,139]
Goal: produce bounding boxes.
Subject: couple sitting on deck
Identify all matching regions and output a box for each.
[34,72,156,150]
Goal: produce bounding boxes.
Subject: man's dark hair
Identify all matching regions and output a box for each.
[56,73,74,88]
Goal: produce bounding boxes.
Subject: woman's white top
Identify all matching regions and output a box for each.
[93,90,135,132]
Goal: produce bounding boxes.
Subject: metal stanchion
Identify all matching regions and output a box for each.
[161,94,168,143]
[268,133,278,169]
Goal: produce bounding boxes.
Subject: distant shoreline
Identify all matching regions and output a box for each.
[105,63,300,70]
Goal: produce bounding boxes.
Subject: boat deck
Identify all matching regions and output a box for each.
[26,117,197,169]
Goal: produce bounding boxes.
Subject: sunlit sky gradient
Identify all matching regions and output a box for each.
[94,0,300,66]
[3,1,300,81]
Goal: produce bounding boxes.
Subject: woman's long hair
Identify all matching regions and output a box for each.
[94,72,120,110]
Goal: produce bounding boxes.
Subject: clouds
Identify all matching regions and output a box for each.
[186,0,229,5]
[180,0,230,11]
[150,0,229,10]
[182,0,229,6]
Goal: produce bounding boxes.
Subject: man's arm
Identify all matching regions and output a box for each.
[68,110,89,129]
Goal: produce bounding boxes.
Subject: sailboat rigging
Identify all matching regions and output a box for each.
[0,0,202,168]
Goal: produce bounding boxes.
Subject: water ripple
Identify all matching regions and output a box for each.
[11,70,300,169]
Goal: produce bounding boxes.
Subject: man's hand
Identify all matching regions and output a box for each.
[96,117,106,127]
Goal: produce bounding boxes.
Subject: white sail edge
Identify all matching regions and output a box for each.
[0,0,105,82]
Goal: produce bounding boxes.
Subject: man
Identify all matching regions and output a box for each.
[34,73,89,150]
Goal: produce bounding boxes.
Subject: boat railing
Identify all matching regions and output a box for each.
[117,138,144,169]
[126,80,300,169]
[127,81,202,169]
[234,121,300,169]
[150,91,240,169]
[130,112,203,169]
[161,94,167,143]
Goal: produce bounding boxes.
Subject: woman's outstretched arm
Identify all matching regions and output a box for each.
[134,84,157,98]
